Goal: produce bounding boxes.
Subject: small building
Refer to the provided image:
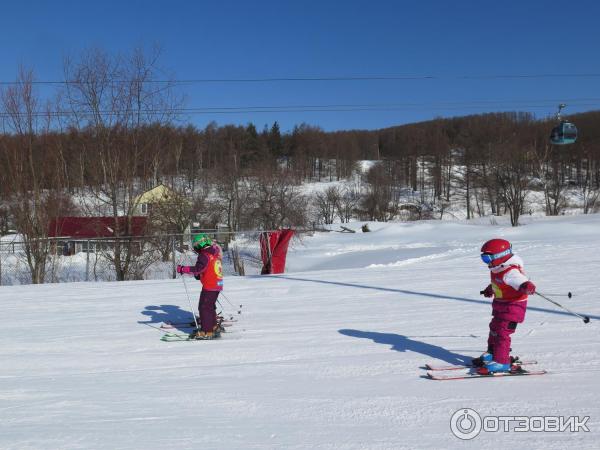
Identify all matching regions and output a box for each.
[134,184,182,216]
[48,216,148,254]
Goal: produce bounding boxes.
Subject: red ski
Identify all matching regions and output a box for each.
[426,360,537,371]
[427,368,547,380]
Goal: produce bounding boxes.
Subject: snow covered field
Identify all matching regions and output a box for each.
[1,215,599,449]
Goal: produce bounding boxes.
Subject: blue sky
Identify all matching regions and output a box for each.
[2,0,600,131]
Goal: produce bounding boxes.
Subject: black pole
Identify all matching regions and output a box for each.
[536,292,590,324]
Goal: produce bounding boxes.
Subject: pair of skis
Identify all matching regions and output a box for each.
[159,319,235,330]
[159,318,237,342]
[161,331,221,342]
[425,359,547,380]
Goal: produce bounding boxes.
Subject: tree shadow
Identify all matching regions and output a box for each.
[339,329,472,365]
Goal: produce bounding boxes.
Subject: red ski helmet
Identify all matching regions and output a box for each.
[480,239,512,267]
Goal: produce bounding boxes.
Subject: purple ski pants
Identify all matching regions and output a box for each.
[198,289,220,332]
[487,300,527,364]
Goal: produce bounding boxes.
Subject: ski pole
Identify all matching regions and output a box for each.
[220,291,242,315]
[216,299,233,321]
[180,271,200,330]
[536,292,590,324]
[538,292,573,298]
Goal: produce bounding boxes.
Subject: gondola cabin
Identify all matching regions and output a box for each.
[550,121,577,145]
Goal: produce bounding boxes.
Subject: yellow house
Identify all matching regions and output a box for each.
[134,184,180,216]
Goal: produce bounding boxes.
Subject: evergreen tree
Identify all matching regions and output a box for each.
[268,121,283,158]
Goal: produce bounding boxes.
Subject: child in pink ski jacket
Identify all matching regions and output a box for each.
[476,239,536,374]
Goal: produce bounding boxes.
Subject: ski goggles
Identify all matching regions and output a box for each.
[480,248,512,265]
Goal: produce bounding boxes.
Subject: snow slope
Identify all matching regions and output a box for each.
[1,215,600,449]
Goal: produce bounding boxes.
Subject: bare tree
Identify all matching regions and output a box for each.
[61,47,181,280]
[313,186,342,224]
[0,204,11,235]
[0,68,63,283]
[215,167,246,232]
[579,155,600,214]
[337,185,361,223]
[246,168,308,229]
[359,163,399,222]
[452,157,475,219]
[493,152,532,227]
[532,143,568,216]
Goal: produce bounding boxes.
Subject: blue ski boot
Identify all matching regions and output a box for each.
[477,360,511,375]
[471,352,493,367]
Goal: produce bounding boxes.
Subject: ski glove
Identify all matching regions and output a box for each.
[519,281,536,295]
[177,265,191,274]
[481,284,494,298]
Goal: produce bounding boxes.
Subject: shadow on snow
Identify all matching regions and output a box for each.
[268,275,599,321]
[138,304,195,332]
[338,329,472,365]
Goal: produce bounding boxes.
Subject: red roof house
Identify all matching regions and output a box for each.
[48,217,148,239]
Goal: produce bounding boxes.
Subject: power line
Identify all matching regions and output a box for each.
[1,98,599,119]
[2,73,600,85]
[0,106,596,118]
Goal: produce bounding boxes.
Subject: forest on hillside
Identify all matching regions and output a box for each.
[1,48,600,282]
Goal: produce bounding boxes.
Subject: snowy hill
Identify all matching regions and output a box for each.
[1,215,599,449]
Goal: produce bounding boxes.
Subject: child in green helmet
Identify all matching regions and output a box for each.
[177,233,224,339]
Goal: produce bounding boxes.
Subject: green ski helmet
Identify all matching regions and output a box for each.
[192,233,212,251]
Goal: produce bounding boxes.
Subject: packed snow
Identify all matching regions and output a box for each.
[1,214,599,449]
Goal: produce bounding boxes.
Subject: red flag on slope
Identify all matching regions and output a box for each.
[259,229,295,274]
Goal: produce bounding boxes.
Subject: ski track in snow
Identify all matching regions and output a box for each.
[1,215,600,449]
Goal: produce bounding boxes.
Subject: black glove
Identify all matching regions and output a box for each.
[481,284,494,298]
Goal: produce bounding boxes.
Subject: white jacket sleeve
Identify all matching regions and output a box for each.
[503,268,528,290]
